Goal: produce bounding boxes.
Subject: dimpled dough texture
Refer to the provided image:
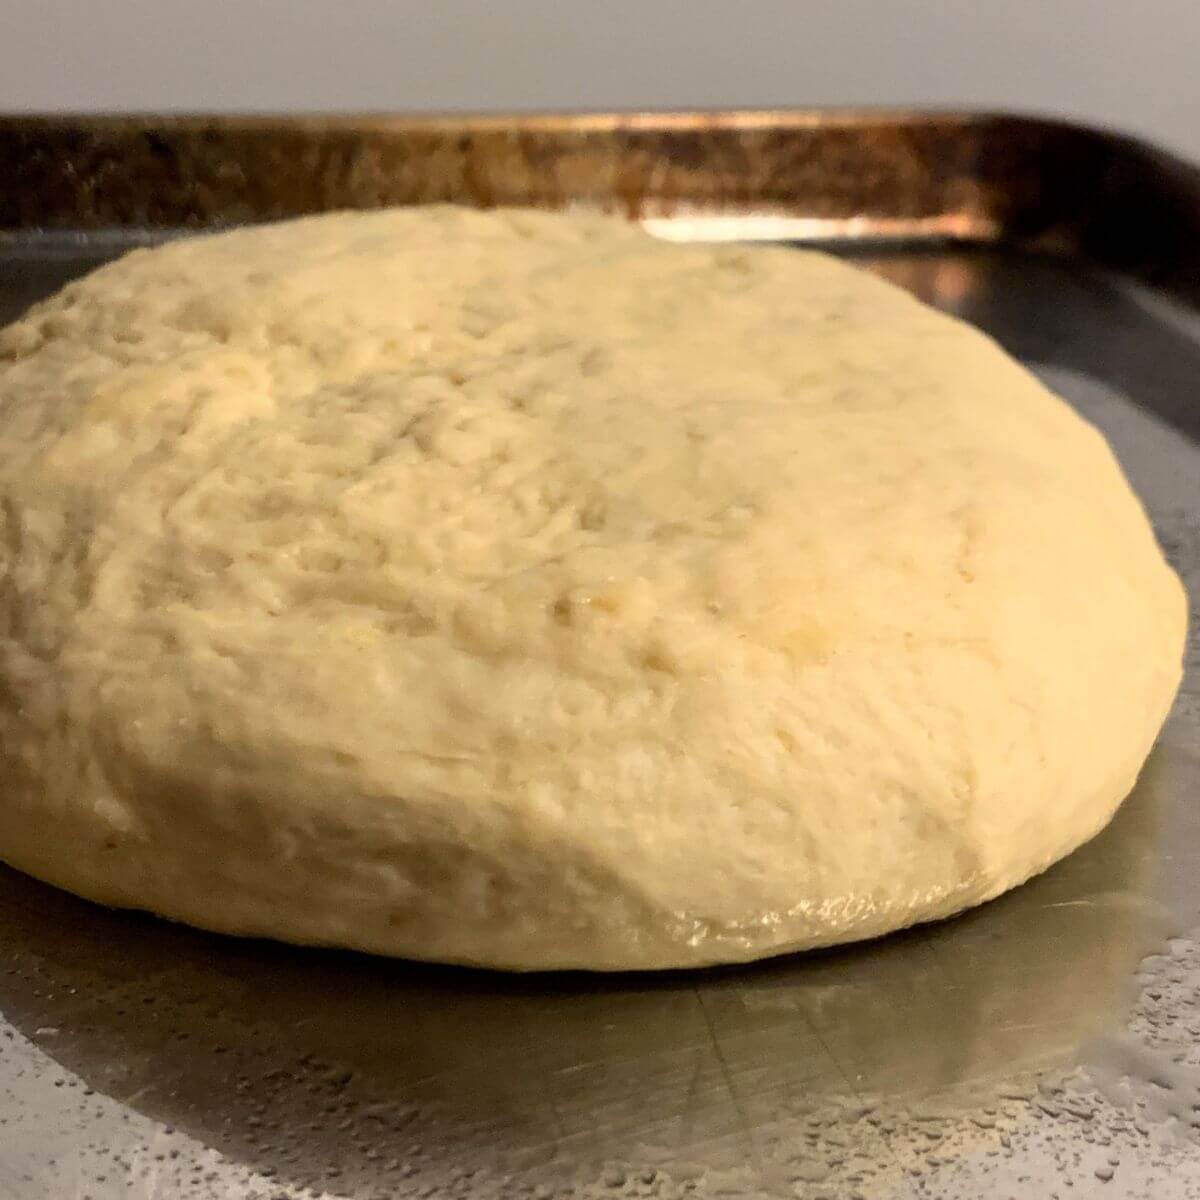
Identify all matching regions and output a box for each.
[0,207,1186,971]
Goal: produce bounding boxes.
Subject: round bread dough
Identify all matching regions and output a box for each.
[0,207,1186,971]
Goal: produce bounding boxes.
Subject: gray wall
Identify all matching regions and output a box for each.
[2,1,1197,160]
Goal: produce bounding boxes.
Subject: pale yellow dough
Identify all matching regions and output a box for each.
[0,207,1186,970]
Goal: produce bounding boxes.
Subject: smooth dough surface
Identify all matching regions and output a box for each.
[0,207,1186,970]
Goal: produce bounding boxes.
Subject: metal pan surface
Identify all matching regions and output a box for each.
[0,112,1197,1200]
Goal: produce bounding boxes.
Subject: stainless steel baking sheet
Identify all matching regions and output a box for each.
[0,112,1197,1200]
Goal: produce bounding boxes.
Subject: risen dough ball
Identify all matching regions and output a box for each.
[0,207,1185,970]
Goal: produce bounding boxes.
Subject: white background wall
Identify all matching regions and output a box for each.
[2,0,1198,161]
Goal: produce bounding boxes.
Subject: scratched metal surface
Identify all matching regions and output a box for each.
[0,233,1198,1199]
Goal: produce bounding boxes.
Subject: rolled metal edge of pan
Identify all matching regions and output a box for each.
[0,108,1197,304]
